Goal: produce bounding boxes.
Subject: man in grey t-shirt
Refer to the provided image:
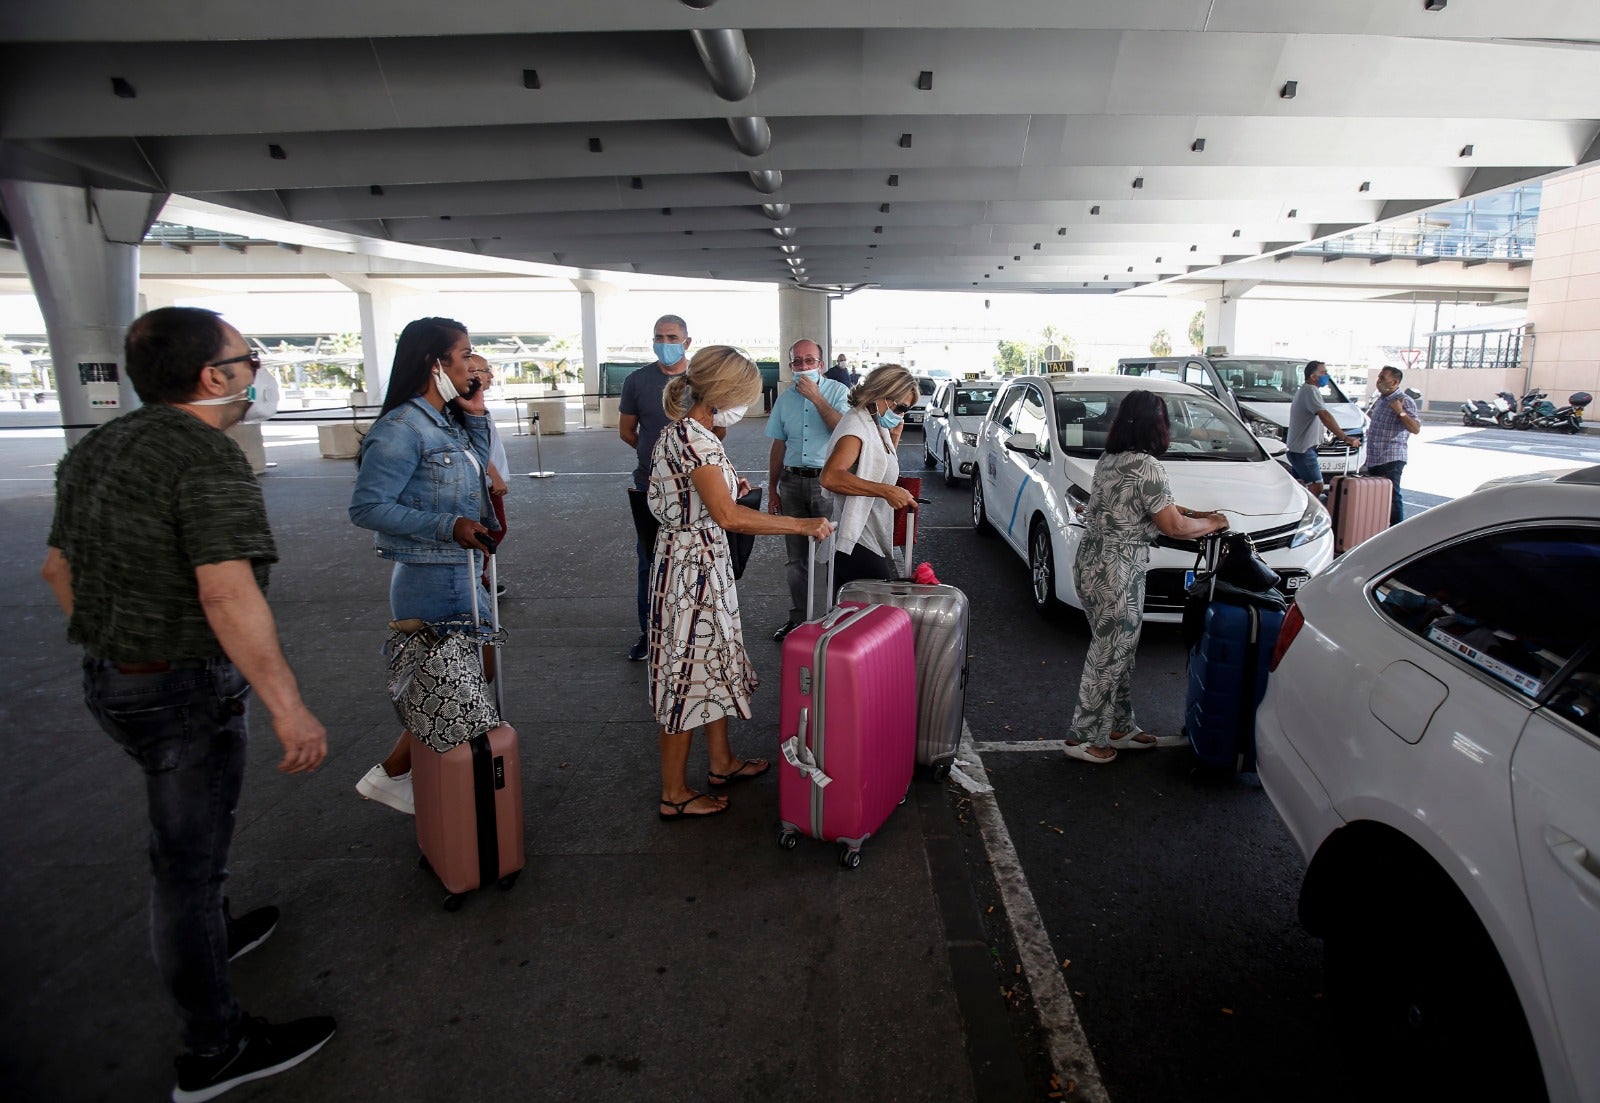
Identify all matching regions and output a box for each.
[1286,360,1358,497]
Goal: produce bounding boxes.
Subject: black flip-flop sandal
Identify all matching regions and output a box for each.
[708,758,771,787]
[659,792,729,821]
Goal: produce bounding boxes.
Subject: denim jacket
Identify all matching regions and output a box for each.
[349,397,496,563]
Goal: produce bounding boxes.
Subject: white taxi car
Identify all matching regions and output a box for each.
[970,374,1333,621]
[922,379,1002,486]
[1257,467,1600,1101]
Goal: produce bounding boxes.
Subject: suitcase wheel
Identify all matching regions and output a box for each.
[497,872,520,891]
[777,829,799,851]
[837,844,862,871]
[442,893,465,913]
[932,760,953,781]
[417,854,432,873]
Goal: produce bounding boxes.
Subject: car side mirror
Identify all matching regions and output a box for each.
[929,409,946,418]
[1259,437,1288,457]
[1005,432,1039,454]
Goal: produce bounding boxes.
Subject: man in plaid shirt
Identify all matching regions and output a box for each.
[1362,365,1421,525]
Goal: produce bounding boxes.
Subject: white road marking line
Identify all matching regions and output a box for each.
[975,735,1187,752]
[959,723,1110,1103]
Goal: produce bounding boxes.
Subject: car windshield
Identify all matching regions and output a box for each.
[953,387,998,417]
[1054,389,1263,462]
[1212,360,1351,405]
[916,378,937,396]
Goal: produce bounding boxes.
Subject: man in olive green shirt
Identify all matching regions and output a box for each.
[42,307,335,1101]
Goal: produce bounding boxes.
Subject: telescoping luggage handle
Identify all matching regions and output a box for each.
[803,502,923,622]
[467,543,503,717]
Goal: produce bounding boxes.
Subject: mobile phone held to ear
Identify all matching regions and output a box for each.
[475,531,499,554]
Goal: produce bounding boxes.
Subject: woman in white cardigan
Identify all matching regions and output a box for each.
[820,364,921,592]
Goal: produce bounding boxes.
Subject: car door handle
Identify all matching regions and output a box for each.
[1543,826,1600,907]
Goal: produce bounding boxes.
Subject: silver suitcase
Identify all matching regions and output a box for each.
[836,579,968,777]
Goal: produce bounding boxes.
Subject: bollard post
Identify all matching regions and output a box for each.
[527,410,555,479]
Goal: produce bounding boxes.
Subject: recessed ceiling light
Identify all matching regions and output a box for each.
[268,144,286,159]
[1127,266,1133,272]
[898,133,912,148]
[1359,180,1371,192]
[1132,177,1144,189]
[1191,138,1206,152]
[1190,245,1198,251]
[1232,229,1241,237]
[887,174,900,187]
[1287,208,1297,219]
[631,177,644,190]
[110,77,136,98]
[1280,81,1298,99]
[1057,228,1067,236]
[369,185,384,196]
[1033,243,1041,250]
[588,137,603,153]
[1089,205,1100,215]
[661,207,672,216]
[918,71,933,90]
[1014,255,1021,261]
[1459,144,1474,157]
[874,225,884,234]
[522,69,540,89]
[880,203,891,213]
[1424,0,1446,10]
[440,215,452,221]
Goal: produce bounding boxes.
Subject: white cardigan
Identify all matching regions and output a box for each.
[825,404,900,558]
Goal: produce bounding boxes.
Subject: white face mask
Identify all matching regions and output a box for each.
[713,404,748,428]
[433,365,461,403]
[191,364,279,423]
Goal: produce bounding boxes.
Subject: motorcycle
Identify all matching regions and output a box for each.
[1461,390,1515,428]
[1512,390,1591,434]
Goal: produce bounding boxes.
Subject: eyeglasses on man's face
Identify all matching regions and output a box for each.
[209,351,262,374]
[790,356,822,367]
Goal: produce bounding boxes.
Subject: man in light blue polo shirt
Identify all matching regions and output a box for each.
[766,338,850,639]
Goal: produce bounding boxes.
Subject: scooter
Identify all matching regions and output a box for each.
[1514,390,1591,434]
[1461,390,1515,428]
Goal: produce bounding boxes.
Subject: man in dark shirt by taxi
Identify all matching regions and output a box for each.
[42,307,335,1102]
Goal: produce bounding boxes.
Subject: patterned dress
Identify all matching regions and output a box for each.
[1066,449,1174,748]
[646,419,759,731]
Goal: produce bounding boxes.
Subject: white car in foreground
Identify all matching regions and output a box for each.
[1257,467,1600,1101]
[970,374,1333,622]
[922,379,1001,486]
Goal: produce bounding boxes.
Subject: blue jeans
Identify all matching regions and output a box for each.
[82,656,251,1055]
[1366,460,1406,526]
[1286,448,1322,486]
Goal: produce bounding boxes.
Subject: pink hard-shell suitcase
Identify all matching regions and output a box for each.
[1328,474,1391,554]
[777,548,916,868]
[410,550,523,909]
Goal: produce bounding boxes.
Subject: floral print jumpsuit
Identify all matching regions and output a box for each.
[1066,450,1173,749]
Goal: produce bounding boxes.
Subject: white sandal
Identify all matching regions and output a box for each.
[1063,742,1117,765]
[1109,730,1157,750]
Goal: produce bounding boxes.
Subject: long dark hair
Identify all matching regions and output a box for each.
[380,317,468,416]
[1105,390,1171,456]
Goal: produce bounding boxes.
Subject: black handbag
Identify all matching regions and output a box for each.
[730,486,762,580]
[631,484,763,580]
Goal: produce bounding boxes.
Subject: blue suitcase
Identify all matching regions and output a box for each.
[1185,601,1285,772]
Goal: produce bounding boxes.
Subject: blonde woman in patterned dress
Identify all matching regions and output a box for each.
[1064,390,1227,764]
[648,347,836,820]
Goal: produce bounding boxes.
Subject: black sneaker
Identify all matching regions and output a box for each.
[496,582,509,598]
[225,902,278,963]
[627,634,648,662]
[172,1015,335,1103]
[772,620,798,642]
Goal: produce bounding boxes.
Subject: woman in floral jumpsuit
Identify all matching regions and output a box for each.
[1064,391,1228,764]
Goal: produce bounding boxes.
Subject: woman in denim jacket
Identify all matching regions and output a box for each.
[348,316,499,814]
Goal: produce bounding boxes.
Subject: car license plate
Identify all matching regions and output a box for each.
[1285,574,1305,590]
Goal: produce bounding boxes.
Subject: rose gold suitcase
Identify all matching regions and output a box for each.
[1328,474,1391,555]
[411,723,523,909]
[409,550,523,910]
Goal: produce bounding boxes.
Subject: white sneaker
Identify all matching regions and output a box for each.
[356,765,414,815]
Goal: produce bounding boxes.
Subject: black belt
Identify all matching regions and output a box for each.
[784,466,823,478]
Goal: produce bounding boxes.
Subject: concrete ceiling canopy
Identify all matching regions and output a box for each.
[0,0,1595,292]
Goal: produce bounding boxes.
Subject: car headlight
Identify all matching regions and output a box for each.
[959,432,978,446]
[1289,489,1331,548]
[1246,415,1286,441]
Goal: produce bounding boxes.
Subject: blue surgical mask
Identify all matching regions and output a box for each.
[653,341,686,368]
[877,408,903,430]
[1317,374,1331,386]
[795,369,820,385]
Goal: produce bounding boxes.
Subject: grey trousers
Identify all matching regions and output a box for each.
[779,470,831,623]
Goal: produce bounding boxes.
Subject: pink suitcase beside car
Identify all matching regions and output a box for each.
[777,600,916,869]
[1328,473,1392,554]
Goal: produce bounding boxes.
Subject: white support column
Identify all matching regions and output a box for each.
[778,285,829,383]
[1199,280,1257,353]
[1,180,166,442]
[573,279,622,410]
[329,274,397,403]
